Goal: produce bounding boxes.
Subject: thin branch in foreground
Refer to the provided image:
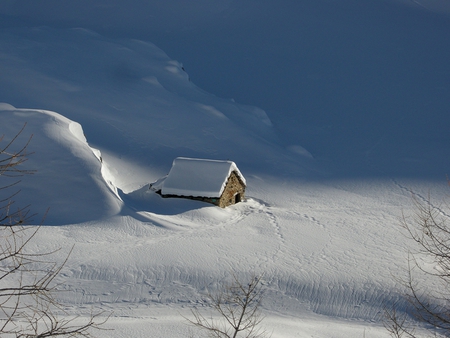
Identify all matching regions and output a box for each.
[0,125,109,337]
[386,190,450,337]
[186,273,271,338]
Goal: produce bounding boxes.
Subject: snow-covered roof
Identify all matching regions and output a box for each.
[161,157,246,198]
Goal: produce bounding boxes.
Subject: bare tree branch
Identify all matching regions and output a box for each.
[385,190,450,337]
[186,273,271,338]
[0,126,108,337]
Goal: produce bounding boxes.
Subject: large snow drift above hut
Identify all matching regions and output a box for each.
[160,157,246,207]
[0,105,123,224]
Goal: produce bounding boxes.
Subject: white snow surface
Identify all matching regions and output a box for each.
[161,157,246,198]
[0,2,449,337]
[0,106,122,224]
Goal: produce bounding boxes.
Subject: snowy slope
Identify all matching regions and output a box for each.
[0,26,317,187]
[2,0,449,177]
[1,1,450,337]
[2,100,447,336]
[0,105,122,224]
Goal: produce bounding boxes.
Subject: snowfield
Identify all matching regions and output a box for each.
[2,103,448,337]
[1,1,450,337]
[0,107,122,224]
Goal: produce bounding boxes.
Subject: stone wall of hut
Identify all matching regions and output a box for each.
[218,171,246,208]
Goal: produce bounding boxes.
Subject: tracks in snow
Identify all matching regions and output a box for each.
[392,179,450,219]
[243,198,285,244]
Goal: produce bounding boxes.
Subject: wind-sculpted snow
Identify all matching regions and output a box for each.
[0,106,122,224]
[1,3,449,335]
[24,178,448,337]
[0,27,316,188]
[1,101,446,336]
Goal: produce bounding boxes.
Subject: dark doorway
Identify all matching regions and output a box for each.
[234,193,241,203]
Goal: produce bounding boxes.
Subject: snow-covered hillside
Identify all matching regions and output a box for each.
[0,105,122,224]
[2,0,449,177]
[1,1,450,337]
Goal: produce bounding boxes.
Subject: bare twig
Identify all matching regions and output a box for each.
[0,125,108,337]
[385,190,450,337]
[186,273,270,338]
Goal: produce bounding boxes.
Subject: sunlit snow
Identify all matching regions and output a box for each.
[1,1,449,337]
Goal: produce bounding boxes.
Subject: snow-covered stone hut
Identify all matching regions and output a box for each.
[154,157,246,208]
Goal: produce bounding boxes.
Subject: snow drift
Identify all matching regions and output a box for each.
[1,1,449,337]
[0,105,122,224]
